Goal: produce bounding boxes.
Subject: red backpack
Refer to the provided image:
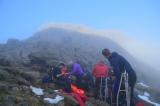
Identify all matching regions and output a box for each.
[92,62,110,78]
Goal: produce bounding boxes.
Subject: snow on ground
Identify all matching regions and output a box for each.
[144,92,150,97]
[54,90,59,93]
[137,82,150,88]
[44,95,64,104]
[30,86,64,104]
[138,95,160,106]
[30,86,44,96]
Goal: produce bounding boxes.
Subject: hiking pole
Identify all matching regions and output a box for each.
[104,78,108,102]
[99,77,103,100]
[111,85,115,106]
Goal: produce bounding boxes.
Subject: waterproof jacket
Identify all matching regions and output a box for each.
[70,63,84,76]
[92,62,110,78]
[53,67,68,80]
[108,52,136,79]
[52,67,60,78]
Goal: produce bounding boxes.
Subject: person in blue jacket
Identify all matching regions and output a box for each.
[102,48,137,106]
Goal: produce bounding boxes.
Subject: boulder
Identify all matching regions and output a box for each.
[16,76,30,86]
[20,71,40,84]
[1,95,16,106]
[11,87,19,93]
[16,102,29,106]
[0,58,10,66]
[64,95,79,106]
[0,69,11,81]
[87,98,110,106]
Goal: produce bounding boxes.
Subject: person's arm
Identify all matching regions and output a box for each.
[108,66,112,77]
[56,73,63,77]
[53,68,62,78]
[110,59,121,78]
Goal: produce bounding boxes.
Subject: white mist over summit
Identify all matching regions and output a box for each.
[37,23,160,71]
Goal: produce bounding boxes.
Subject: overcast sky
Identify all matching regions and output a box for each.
[0,0,160,69]
[0,0,160,43]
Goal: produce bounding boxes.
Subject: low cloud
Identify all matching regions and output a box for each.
[38,23,160,70]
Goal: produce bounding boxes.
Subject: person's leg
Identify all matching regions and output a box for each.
[64,79,71,92]
[129,74,137,106]
[112,78,121,103]
[77,75,85,89]
[75,75,82,88]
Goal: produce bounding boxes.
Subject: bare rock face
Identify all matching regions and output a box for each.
[1,27,159,87]
[0,58,10,66]
[0,95,16,106]
[7,39,21,45]
[0,69,11,81]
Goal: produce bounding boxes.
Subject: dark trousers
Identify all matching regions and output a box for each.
[129,72,137,106]
[112,77,121,102]
[112,73,137,106]
[75,75,83,89]
[55,78,71,92]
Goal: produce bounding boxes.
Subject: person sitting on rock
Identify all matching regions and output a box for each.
[42,65,55,88]
[53,63,71,92]
[69,61,85,89]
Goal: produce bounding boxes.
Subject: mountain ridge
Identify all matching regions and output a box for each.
[0,26,159,87]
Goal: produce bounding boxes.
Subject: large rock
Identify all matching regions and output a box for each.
[0,69,11,81]
[64,95,79,106]
[0,82,9,93]
[0,58,10,66]
[87,98,110,106]
[16,76,30,86]
[1,95,16,106]
[20,71,40,84]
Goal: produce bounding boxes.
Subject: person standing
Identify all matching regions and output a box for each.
[102,48,137,106]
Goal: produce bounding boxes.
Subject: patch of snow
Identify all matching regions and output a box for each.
[144,92,150,97]
[54,90,59,93]
[138,95,160,106]
[44,95,64,104]
[137,82,150,88]
[30,86,43,96]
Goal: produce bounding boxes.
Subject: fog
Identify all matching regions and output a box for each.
[39,23,160,71]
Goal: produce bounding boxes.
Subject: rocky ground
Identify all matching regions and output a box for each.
[0,55,159,106]
[0,58,111,106]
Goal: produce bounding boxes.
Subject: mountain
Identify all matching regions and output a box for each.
[0,25,159,88]
[0,24,160,105]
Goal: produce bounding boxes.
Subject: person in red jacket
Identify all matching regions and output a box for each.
[92,61,111,100]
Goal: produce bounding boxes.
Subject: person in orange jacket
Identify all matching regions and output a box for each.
[92,61,111,99]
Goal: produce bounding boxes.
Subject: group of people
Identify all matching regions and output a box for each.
[42,48,137,106]
[43,60,93,91]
